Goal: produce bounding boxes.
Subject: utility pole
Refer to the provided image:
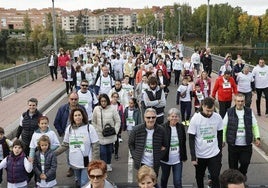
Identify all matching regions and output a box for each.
[178,7,181,41]
[52,0,57,53]
[161,17,164,40]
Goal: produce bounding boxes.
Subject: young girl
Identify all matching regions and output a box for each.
[29,116,60,160]
[110,92,125,160]
[124,98,141,134]
[33,135,57,188]
[0,139,33,188]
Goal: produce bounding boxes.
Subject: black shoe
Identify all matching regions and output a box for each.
[115,154,119,160]
[66,168,74,177]
[258,113,261,116]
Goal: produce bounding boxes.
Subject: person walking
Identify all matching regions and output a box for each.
[223,93,261,179]
[252,58,268,117]
[128,108,167,176]
[212,70,237,118]
[160,108,187,188]
[188,97,223,188]
[47,50,58,81]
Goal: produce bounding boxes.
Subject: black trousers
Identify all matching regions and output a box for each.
[195,152,222,188]
[49,66,57,80]
[174,70,181,85]
[228,144,252,176]
[218,100,232,118]
[256,87,268,115]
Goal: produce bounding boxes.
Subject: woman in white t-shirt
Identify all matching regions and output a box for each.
[55,108,99,187]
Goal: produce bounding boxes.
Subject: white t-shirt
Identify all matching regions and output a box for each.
[237,72,254,93]
[172,59,182,71]
[252,65,268,88]
[161,126,180,165]
[188,112,223,158]
[64,124,99,169]
[177,84,192,102]
[77,90,98,120]
[96,76,114,95]
[141,129,154,167]
[191,52,200,65]
[126,109,135,131]
[223,109,257,146]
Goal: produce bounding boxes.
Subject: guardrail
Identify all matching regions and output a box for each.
[183,46,255,72]
[0,57,49,100]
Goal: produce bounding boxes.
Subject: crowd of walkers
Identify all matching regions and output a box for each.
[0,34,267,188]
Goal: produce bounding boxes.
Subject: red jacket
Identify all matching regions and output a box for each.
[212,76,237,101]
[58,54,70,67]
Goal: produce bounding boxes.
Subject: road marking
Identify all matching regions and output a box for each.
[253,144,268,162]
[43,94,66,116]
[128,150,133,183]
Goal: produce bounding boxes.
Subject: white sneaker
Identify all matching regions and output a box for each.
[119,138,123,143]
[107,164,112,172]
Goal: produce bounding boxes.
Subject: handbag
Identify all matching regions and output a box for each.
[101,108,116,137]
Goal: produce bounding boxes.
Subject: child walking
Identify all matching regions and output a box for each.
[193,83,205,112]
[0,127,12,184]
[33,135,57,188]
[124,98,141,134]
[0,139,33,187]
[176,76,193,126]
[29,116,60,160]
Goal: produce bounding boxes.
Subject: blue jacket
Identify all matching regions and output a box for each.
[53,103,86,136]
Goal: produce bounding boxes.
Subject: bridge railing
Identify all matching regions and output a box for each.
[0,57,49,100]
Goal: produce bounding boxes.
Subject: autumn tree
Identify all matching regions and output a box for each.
[23,12,32,41]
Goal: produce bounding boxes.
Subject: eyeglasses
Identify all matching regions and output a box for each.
[81,85,88,87]
[89,174,104,179]
[70,98,78,101]
[145,116,156,120]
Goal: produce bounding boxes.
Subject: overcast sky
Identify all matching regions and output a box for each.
[0,0,267,16]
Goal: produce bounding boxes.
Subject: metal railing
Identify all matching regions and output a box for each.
[0,57,49,100]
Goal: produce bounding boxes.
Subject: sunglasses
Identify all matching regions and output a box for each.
[81,85,88,87]
[145,116,156,120]
[89,174,104,179]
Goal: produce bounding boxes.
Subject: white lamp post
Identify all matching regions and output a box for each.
[205,0,210,48]
[52,0,57,53]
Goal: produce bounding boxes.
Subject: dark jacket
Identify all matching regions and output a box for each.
[157,75,170,93]
[34,149,57,183]
[16,110,42,146]
[226,106,253,146]
[128,123,167,175]
[47,54,58,67]
[62,65,75,80]
[161,121,187,162]
[0,136,10,159]
[124,107,141,129]
[144,88,165,114]
[53,103,86,136]
[7,152,28,183]
[73,71,86,87]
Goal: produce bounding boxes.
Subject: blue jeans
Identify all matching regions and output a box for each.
[160,162,183,188]
[100,143,113,164]
[73,168,89,187]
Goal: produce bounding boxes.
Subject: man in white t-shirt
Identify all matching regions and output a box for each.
[128,108,167,176]
[188,97,223,188]
[95,66,114,96]
[77,79,99,122]
[252,58,268,117]
[223,94,260,178]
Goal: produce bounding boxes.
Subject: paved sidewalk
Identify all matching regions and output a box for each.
[0,76,65,138]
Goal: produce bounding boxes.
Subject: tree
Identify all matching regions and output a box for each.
[260,13,268,41]
[23,12,32,41]
[137,7,155,35]
[0,30,9,50]
[73,34,85,48]
[238,13,251,46]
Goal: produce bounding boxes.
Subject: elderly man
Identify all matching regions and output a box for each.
[128,108,167,176]
[223,94,260,178]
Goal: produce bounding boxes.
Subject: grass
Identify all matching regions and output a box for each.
[0,63,14,71]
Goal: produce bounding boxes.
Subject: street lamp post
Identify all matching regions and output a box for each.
[205,0,210,48]
[177,7,181,41]
[161,17,164,40]
[52,0,57,53]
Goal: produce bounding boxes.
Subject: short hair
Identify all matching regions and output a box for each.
[220,169,246,188]
[28,98,38,105]
[144,108,156,115]
[202,97,215,109]
[81,79,89,84]
[111,92,119,98]
[98,94,111,106]
[38,116,49,124]
[224,70,232,75]
[69,108,88,125]
[147,76,158,85]
[137,165,157,185]
[37,135,51,151]
[167,108,180,117]
[235,93,245,100]
[88,160,107,175]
